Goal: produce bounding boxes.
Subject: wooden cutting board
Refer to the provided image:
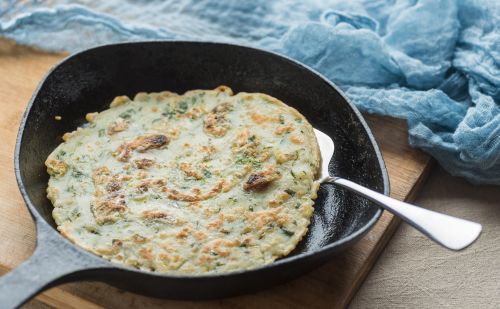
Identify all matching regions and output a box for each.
[0,39,432,309]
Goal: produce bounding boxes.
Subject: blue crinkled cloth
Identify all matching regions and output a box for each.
[1,0,499,185]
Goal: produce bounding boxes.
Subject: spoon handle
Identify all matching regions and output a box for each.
[329,177,482,250]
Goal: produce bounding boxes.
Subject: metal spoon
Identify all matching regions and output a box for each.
[314,128,482,251]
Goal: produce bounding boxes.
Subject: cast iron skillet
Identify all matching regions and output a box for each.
[0,41,388,308]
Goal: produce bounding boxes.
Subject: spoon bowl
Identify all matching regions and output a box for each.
[314,128,482,251]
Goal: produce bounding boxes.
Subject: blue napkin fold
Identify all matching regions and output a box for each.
[1,0,498,184]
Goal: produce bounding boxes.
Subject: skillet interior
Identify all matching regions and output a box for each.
[16,41,387,298]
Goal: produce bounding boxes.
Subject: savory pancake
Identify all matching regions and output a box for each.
[46,86,320,274]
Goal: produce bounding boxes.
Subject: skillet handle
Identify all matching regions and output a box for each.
[0,224,104,309]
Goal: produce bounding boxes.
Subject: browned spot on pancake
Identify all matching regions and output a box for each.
[243,167,280,191]
[46,159,68,177]
[92,167,111,185]
[179,162,203,179]
[106,181,121,192]
[114,134,169,162]
[167,180,225,202]
[203,103,233,137]
[134,158,155,169]
[92,194,127,224]
[274,123,295,135]
[107,118,129,135]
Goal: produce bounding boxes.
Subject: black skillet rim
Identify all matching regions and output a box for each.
[14,40,389,280]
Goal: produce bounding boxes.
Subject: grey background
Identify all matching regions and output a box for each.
[351,165,500,308]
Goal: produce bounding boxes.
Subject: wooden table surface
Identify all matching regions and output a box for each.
[0,39,432,308]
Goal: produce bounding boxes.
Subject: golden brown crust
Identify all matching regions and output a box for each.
[110,95,131,108]
[46,159,68,177]
[203,102,233,137]
[107,118,129,135]
[114,134,169,162]
[92,194,127,224]
[243,166,281,191]
[133,158,155,169]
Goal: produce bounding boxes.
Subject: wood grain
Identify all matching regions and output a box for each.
[0,39,432,309]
